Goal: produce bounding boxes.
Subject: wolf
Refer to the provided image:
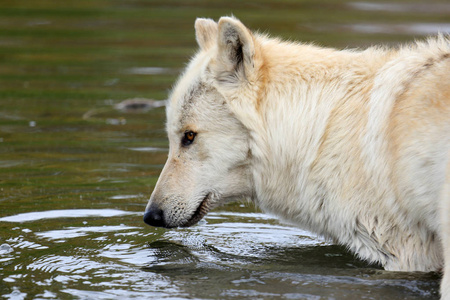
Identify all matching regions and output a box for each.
[143,17,450,298]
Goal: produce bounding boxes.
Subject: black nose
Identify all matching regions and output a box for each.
[143,204,166,227]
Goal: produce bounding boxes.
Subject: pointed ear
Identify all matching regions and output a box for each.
[216,17,255,83]
[195,18,218,51]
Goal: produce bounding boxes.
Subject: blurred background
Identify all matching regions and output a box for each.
[0,0,448,299]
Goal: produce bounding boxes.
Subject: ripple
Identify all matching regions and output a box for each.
[124,67,176,75]
[0,209,139,223]
[109,194,142,200]
[127,147,168,152]
[349,2,450,14]
[0,160,25,168]
[100,243,154,265]
[166,222,326,259]
[6,237,47,250]
[61,286,180,299]
[2,287,27,300]
[161,212,327,262]
[343,23,450,35]
[27,255,106,274]
[36,225,138,240]
[114,98,166,112]
[0,243,14,254]
[311,22,450,36]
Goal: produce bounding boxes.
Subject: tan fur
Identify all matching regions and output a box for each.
[145,17,450,299]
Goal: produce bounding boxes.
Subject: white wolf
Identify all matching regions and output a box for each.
[144,17,450,298]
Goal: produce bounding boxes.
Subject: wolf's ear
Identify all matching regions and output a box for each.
[195,18,218,51]
[216,17,255,84]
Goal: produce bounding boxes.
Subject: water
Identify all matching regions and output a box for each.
[0,0,448,299]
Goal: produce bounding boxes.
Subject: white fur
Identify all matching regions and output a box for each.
[146,17,450,298]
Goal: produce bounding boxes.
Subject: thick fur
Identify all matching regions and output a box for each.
[146,17,450,298]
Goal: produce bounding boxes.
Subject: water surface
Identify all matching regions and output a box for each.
[1,0,448,299]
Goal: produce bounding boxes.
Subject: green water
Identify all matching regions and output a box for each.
[0,0,448,299]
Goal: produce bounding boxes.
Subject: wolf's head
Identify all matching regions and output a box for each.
[144,17,265,228]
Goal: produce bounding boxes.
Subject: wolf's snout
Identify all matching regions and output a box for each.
[143,204,166,227]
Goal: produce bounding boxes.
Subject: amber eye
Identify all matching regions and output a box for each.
[181,130,197,147]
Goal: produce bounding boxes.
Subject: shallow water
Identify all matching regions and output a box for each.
[0,0,448,299]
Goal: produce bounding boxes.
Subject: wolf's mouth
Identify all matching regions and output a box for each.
[181,193,212,227]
